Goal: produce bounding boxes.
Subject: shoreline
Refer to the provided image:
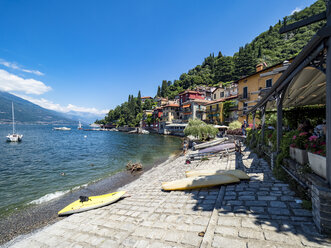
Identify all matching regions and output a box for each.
[0,150,182,246]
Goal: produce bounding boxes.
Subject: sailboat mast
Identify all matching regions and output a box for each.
[12,102,15,134]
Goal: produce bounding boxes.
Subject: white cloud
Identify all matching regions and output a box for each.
[13,94,109,115]
[0,69,51,95]
[0,59,44,76]
[291,7,302,15]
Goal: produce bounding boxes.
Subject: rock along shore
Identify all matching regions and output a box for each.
[5,146,331,248]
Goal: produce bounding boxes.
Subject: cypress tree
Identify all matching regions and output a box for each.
[157,86,161,97]
[137,90,142,113]
[161,80,168,98]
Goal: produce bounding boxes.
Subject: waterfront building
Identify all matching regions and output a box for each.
[160,102,180,123]
[180,99,211,122]
[141,109,153,128]
[162,123,187,136]
[194,86,216,101]
[236,60,291,123]
[212,83,238,101]
[179,90,204,105]
[205,95,238,124]
[151,107,163,131]
[154,97,168,107]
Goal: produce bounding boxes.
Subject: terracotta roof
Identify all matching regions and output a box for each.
[178,90,204,95]
[205,95,238,105]
[233,57,295,83]
[182,99,212,105]
[163,103,179,108]
[141,96,152,99]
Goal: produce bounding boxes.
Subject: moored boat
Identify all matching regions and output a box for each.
[6,102,23,142]
[53,127,71,131]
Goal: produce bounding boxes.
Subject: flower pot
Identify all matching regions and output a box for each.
[294,148,308,165]
[289,147,296,161]
[308,152,326,179]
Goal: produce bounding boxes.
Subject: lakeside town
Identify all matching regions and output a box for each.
[99,59,290,137]
[2,0,331,247]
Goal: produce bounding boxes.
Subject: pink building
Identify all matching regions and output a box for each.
[179,90,205,105]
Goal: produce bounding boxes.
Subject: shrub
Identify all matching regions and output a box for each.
[229,120,242,130]
[184,119,218,141]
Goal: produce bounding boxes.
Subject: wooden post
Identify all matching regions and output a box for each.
[326,1,331,187]
[276,95,283,153]
[261,106,266,146]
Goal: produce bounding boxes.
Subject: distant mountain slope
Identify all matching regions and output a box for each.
[0,91,76,124]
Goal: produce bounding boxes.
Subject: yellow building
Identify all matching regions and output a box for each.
[236,60,292,123]
[205,99,224,124]
[205,95,238,124]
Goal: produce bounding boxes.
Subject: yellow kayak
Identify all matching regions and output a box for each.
[162,174,239,191]
[185,169,250,180]
[58,191,126,216]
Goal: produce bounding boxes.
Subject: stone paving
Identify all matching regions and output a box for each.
[6,146,331,248]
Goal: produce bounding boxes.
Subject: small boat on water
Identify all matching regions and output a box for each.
[6,102,23,142]
[78,121,83,130]
[53,127,71,131]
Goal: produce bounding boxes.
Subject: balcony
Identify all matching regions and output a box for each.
[238,93,250,101]
[258,87,272,98]
[206,107,219,113]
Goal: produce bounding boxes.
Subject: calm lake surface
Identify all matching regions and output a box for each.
[0,124,182,218]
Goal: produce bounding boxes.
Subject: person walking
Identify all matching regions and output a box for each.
[183,139,188,155]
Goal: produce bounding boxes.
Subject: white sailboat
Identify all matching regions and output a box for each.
[78,121,83,130]
[6,102,23,142]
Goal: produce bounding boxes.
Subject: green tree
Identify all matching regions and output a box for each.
[157,86,161,97]
[137,90,142,113]
[184,119,218,141]
[143,99,154,110]
[161,80,169,98]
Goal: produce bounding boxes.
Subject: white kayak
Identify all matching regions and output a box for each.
[185,169,250,180]
[162,174,240,191]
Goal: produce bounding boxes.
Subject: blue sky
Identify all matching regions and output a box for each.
[0,0,316,116]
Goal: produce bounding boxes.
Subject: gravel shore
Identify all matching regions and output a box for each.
[4,146,331,248]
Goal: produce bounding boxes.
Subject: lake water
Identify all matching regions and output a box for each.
[0,125,182,218]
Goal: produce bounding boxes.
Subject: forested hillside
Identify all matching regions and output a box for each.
[101,0,326,126]
[157,0,326,99]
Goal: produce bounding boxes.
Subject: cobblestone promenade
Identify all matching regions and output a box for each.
[7,147,331,248]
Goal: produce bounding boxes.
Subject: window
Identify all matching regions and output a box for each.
[220,92,224,98]
[214,94,216,99]
[243,87,248,99]
[243,103,248,110]
[216,104,219,110]
[266,79,272,88]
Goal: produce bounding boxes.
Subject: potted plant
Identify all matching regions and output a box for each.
[289,143,296,161]
[291,132,309,165]
[306,135,326,179]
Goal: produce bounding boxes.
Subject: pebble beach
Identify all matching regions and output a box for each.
[4,146,331,248]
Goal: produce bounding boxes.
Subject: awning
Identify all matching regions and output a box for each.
[183,104,191,108]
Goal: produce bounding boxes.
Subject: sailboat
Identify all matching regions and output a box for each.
[78,121,83,130]
[6,102,23,142]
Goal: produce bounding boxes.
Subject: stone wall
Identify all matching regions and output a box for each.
[311,184,331,233]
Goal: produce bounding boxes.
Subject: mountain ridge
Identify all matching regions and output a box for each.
[0,91,77,124]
